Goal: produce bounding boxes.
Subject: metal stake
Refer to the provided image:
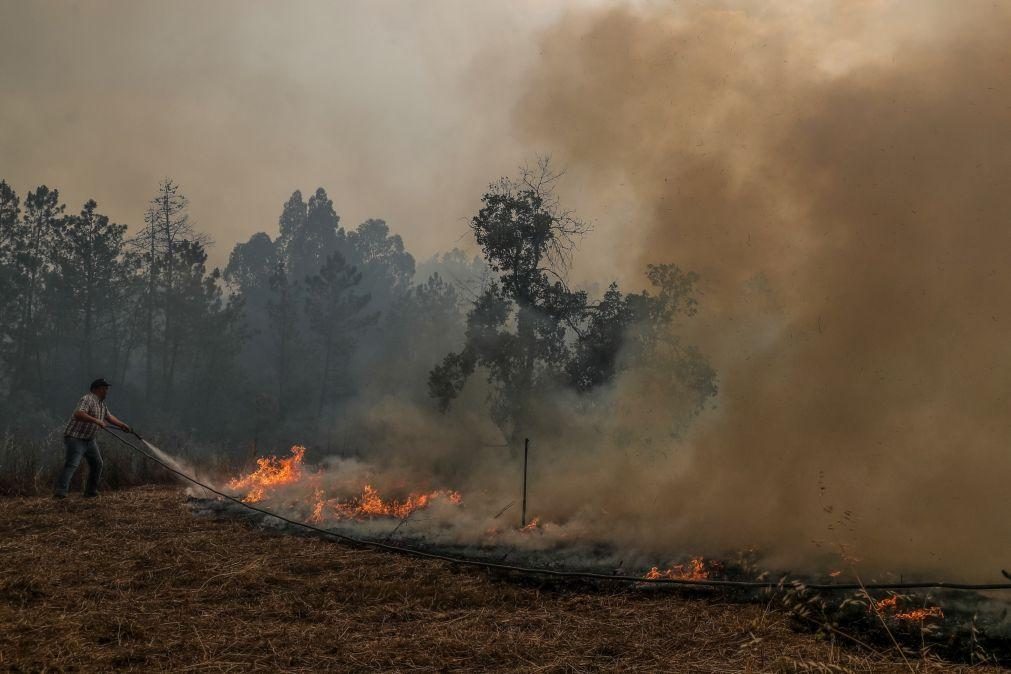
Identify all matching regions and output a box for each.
[521,437,529,527]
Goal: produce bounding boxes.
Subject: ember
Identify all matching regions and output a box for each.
[871,595,944,623]
[895,607,944,622]
[310,484,462,522]
[874,596,900,613]
[644,557,709,581]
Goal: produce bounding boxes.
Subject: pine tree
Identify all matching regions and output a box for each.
[9,186,65,398]
[130,179,209,403]
[304,252,377,418]
[53,200,129,379]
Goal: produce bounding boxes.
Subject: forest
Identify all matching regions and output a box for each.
[0,161,715,456]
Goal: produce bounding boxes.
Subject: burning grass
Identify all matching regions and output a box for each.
[0,487,1004,672]
[226,444,463,524]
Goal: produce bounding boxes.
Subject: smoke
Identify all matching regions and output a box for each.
[509,1,1011,579]
[15,0,1009,580]
[0,0,568,268]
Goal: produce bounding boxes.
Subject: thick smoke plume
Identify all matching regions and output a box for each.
[511,1,1011,579]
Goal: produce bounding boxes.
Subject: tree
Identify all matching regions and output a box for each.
[131,178,209,402]
[374,272,464,396]
[304,252,377,418]
[225,232,276,296]
[0,182,21,367]
[227,191,426,432]
[430,161,717,443]
[265,261,301,421]
[278,188,342,281]
[429,160,590,439]
[346,218,415,298]
[8,186,65,398]
[52,200,129,379]
[568,265,716,420]
[172,241,247,435]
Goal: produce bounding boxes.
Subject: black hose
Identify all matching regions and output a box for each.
[101,428,1011,593]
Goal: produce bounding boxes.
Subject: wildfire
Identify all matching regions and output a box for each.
[310,484,462,523]
[227,445,306,502]
[895,607,944,621]
[872,595,944,622]
[520,516,541,532]
[643,557,709,581]
[874,596,900,612]
[227,445,463,522]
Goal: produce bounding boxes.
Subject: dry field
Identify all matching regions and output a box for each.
[0,487,1001,673]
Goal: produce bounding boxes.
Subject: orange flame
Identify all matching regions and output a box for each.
[871,595,944,622]
[644,557,709,581]
[309,487,326,523]
[874,596,900,612]
[311,484,463,522]
[895,607,944,621]
[227,445,306,502]
[520,516,541,532]
[227,446,463,521]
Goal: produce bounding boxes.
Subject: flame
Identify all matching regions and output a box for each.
[871,595,944,622]
[520,516,541,532]
[644,557,709,581]
[311,484,463,522]
[227,445,306,502]
[895,607,944,621]
[309,487,326,524]
[227,446,462,521]
[874,596,900,612]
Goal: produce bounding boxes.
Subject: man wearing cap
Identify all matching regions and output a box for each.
[54,378,131,499]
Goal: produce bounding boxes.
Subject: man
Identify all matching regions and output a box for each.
[54,378,131,499]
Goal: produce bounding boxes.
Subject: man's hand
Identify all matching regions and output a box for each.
[97,418,108,429]
[106,412,130,434]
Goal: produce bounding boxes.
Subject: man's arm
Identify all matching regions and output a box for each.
[105,412,131,433]
[74,410,107,428]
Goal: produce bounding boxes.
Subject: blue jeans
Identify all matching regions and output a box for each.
[54,436,104,496]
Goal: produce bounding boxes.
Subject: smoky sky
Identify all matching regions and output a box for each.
[0,0,592,268]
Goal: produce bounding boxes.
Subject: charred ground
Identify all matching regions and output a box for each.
[0,487,1003,672]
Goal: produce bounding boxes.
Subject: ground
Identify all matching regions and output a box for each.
[0,487,998,673]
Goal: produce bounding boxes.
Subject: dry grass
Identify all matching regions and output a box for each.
[0,487,1001,673]
[0,433,180,497]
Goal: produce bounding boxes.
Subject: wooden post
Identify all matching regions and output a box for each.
[521,437,529,527]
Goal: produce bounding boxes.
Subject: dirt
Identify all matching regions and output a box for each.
[0,487,1000,672]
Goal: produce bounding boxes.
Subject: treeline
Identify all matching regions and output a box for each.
[0,179,237,435]
[0,163,715,452]
[0,178,482,446]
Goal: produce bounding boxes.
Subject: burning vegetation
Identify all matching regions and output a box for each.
[874,594,945,624]
[227,445,463,523]
[227,445,307,503]
[643,558,710,581]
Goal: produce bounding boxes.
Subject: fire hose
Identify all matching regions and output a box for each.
[101,427,1011,593]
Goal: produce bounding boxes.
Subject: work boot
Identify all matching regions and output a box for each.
[52,493,66,499]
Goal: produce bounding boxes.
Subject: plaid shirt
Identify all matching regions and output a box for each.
[64,392,108,440]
